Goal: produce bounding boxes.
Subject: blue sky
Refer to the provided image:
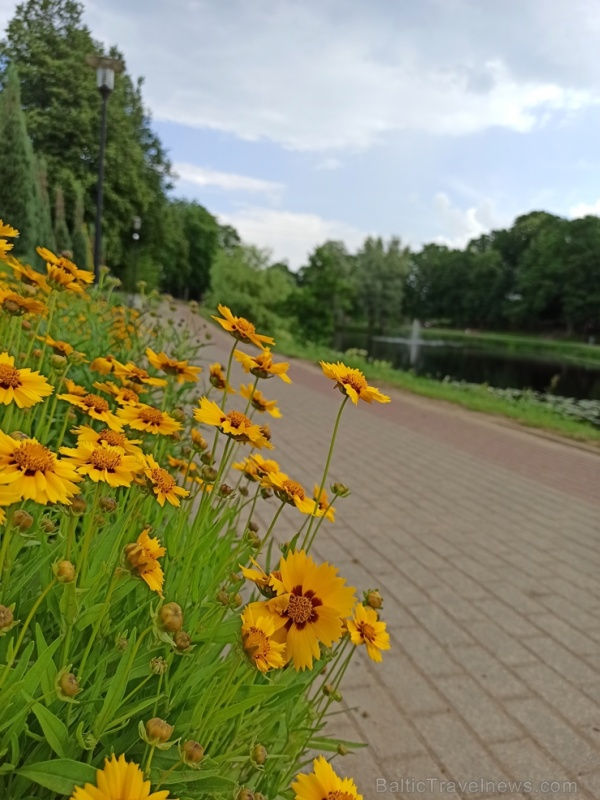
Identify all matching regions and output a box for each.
[3,0,600,267]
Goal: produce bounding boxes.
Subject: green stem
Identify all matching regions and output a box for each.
[0,516,15,592]
[78,482,102,583]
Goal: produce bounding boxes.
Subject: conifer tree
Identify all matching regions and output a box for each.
[0,64,38,258]
[33,155,55,253]
[71,182,92,270]
[53,185,72,253]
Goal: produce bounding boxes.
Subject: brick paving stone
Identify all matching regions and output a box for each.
[178,311,600,792]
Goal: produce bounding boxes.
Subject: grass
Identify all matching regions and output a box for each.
[273,330,600,446]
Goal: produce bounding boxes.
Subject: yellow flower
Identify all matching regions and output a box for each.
[37,246,94,286]
[113,360,167,387]
[239,383,282,418]
[313,485,335,523]
[72,424,143,457]
[208,362,236,392]
[60,441,141,488]
[58,392,123,431]
[0,432,81,505]
[146,348,201,383]
[292,756,363,800]
[0,288,47,316]
[193,397,272,449]
[70,753,175,800]
[241,604,286,673]
[234,348,291,383]
[0,220,19,238]
[233,454,280,482]
[143,454,190,507]
[319,361,391,405]
[258,550,356,671]
[0,352,54,408]
[124,529,166,596]
[117,404,182,436]
[240,557,273,590]
[90,355,117,374]
[0,239,13,260]
[94,380,143,406]
[264,472,321,516]
[0,485,21,525]
[212,304,275,350]
[38,334,76,358]
[62,378,87,396]
[6,257,51,292]
[346,603,391,663]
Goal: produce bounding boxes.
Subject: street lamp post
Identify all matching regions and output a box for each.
[131,215,141,306]
[86,55,124,283]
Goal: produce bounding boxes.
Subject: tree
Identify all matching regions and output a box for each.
[33,155,55,253]
[0,64,38,258]
[71,182,92,271]
[355,236,409,338]
[53,185,71,252]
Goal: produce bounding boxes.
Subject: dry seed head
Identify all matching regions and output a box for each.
[174,630,192,651]
[12,509,34,531]
[159,602,184,632]
[0,605,14,631]
[40,517,57,534]
[54,560,76,583]
[99,496,117,513]
[218,483,233,497]
[145,717,173,743]
[182,740,205,765]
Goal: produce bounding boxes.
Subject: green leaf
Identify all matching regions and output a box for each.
[160,771,237,791]
[59,582,79,626]
[22,633,60,699]
[308,736,367,752]
[93,629,137,739]
[31,703,72,759]
[17,759,96,795]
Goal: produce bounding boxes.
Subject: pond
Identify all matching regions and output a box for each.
[338,331,600,401]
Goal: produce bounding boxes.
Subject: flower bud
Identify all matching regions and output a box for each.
[150,657,168,675]
[21,319,32,330]
[230,593,243,608]
[182,739,204,765]
[69,497,87,516]
[366,589,383,609]
[200,465,217,483]
[54,560,76,583]
[237,790,254,800]
[244,529,261,549]
[12,509,33,531]
[216,590,230,606]
[145,717,173,744]
[332,690,342,702]
[200,451,213,465]
[159,602,183,632]
[0,605,14,631]
[337,744,349,755]
[191,431,208,451]
[59,672,81,698]
[218,483,233,497]
[32,348,42,359]
[10,431,29,441]
[173,630,192,651]
[251,744,267,765]
[171,407,185,422]
[330,482,350,498]
[100,496,117,513]
[238,485,249,497]
[322,684,335,696]
[255,794,267,800]
[115,636,128,651]
[40,517,57,534]
[260,487,273,499]
[229,572,241,584]
[247,520,259,533]
[50,354,67,371]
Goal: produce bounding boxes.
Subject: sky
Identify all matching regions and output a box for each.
[3,0,600,268]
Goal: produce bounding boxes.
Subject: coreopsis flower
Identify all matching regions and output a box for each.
[113,360,167,387]
[93,380,143,406]
[313,485,335,523]
[212,304,275,350]
[0,288,47,316]
[241,604,286,673]
[320,361,391,405]
[90,355,117,374]
[143,454,189,507]
[193,397,272,449]
[62,378,87,396]
[117,403,182,436]
[0,485,21,525]
[0,220,18,261]
[72,424,143,458]
[264,472,321,516]
[346,603,391,663]
[146,347,201,383]
[190,429,208,451]
[70,753,175,800]
[258,550,355,671]
[233,454,280,482]
[292,756,363,800]
[57,391,122,431]
[124,529,166,596]
[234,348,291,383]
[38,334,80,359]
[208,362,236,392]
[0,432,81,505]
[37,246,94,286]
[239,384,282,418]
[167,456,197,477]
[60,441,141,488]
[0,352,53,408]
[6,256,51,292]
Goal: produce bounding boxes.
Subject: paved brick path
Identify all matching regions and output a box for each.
[184,311,600,799]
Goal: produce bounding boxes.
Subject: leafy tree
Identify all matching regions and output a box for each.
[0,64,38,258]
[355,236,409,338]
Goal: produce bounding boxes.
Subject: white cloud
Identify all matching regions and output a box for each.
[81,0,600,153]
[433,192,503,248]
[314,157,343,171]
[174,163,283,203]
[570,199,600,218]
[218,206,368,269]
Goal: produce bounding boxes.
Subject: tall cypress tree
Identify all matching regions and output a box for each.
[53,185,71,253]
[71,182,91,270]
[0,64,38,258]
[33,154,55,252]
